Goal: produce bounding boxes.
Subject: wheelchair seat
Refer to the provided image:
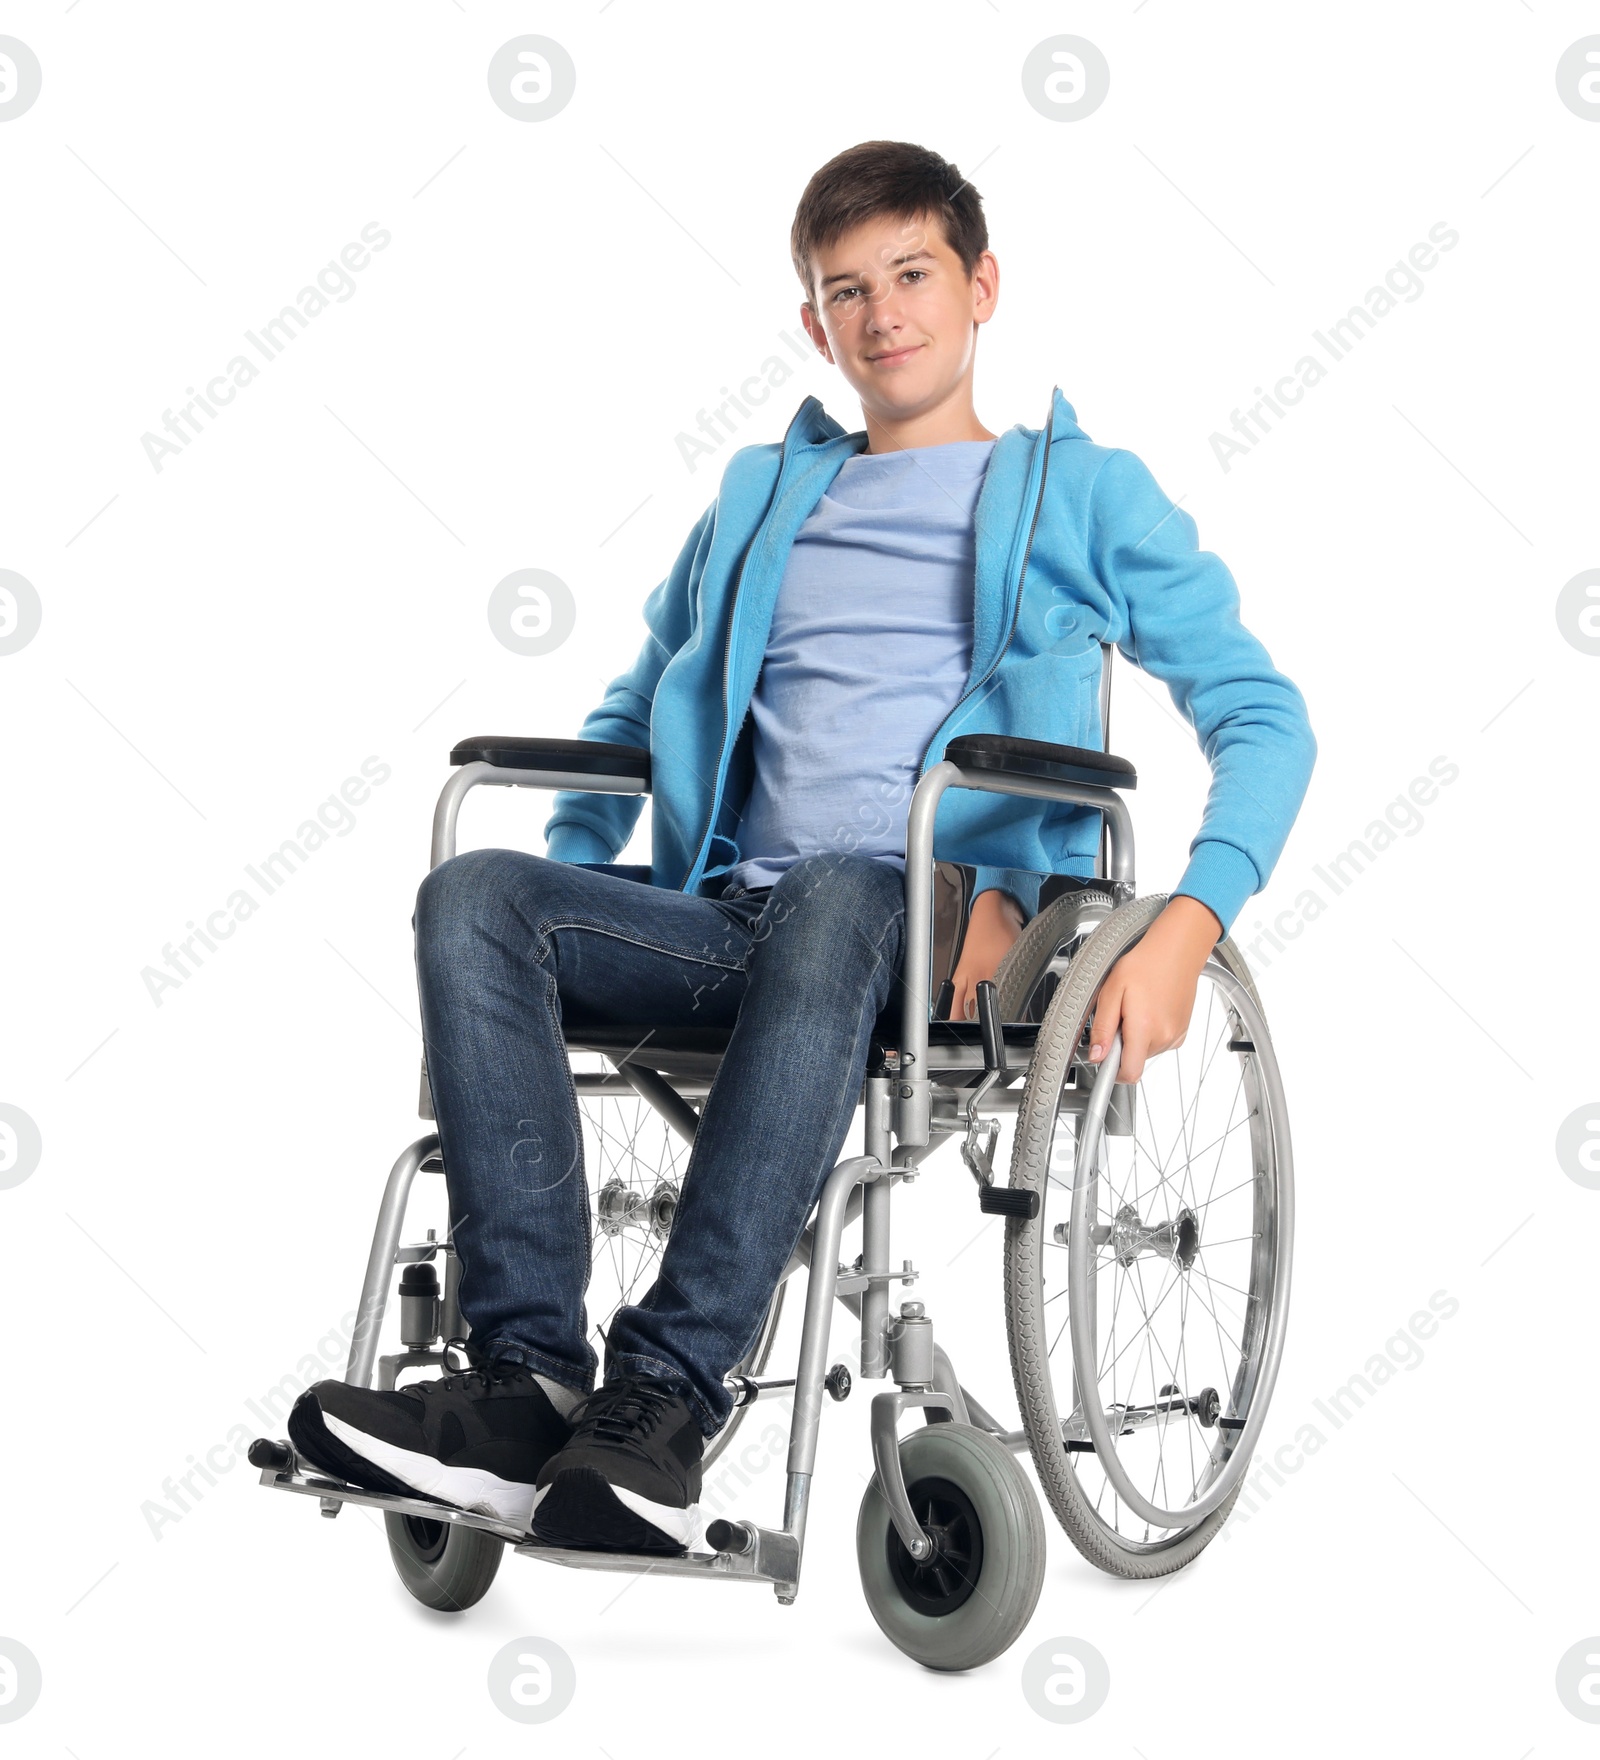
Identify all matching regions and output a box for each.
[564,1018,1043,1084]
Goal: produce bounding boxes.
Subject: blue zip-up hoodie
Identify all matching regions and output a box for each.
[545,387,1315,938]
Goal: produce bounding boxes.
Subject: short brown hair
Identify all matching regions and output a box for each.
[790,140,988,307]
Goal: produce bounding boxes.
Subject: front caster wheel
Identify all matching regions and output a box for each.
[856,1423,1045,1672]
[384,1512,503,1611]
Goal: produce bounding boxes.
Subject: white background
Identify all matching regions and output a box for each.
[2,2,1597,1752]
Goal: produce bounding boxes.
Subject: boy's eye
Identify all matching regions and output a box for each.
[833,268,928,304]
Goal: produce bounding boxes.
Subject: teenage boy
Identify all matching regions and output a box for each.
[291,140,1315,1556]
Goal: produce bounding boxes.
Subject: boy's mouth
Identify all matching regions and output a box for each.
[865,343,925,368]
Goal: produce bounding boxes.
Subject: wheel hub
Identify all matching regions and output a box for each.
[595,1176,678,1241]
[400,1514,449,1563]
[1110,1201,1200,1269]
[885,1475,984,1616]
[1057,1202,1201,1269]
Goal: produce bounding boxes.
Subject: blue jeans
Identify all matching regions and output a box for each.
[413,849,905,1437]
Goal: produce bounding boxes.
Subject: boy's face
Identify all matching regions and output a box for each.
[801,210,998,426]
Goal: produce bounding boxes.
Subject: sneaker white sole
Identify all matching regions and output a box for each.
[528,1478,701,1549]
[322,1413,536,1526]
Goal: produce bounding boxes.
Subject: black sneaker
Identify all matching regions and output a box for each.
[528,1375,704,1554]
[287,1345,575,1526]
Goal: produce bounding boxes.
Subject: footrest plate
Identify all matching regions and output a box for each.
[255,1463,524,1542]
[256,1459,799,1587]
[515,1526,798,1586]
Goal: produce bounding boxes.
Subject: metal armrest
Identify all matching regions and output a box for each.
[944,734,1136,792]
[895,754,1137,1150]
[449,735,651,786]
[432,736,651,868]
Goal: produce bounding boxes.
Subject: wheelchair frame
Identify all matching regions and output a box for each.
[255,649,1203,1609]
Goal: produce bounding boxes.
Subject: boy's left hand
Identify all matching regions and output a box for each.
[947,888,1026,1021]
[1088,895,1223,1083]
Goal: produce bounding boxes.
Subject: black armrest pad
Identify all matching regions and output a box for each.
[450,736,651,786]
[945,734,1136,791]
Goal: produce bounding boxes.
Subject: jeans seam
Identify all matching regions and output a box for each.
[478,1338,593,1395]
[544,961,595,1306]
[535,913,749,975]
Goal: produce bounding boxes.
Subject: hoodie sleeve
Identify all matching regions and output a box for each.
[971,866,1043,919]
[1086,449,1316,938]
[543,502,716,864]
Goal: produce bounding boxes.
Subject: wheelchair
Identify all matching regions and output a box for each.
[251,647,1294,1673]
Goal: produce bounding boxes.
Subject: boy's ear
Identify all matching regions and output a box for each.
[970,249,1000,324]
[800,302,834,364]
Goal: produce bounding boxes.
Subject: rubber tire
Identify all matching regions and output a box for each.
[992,887,1264,1025]
[384,1512,504,1611]
[991,888,1114,1020]
[1002,893,1254,1577]
[856,1424,1046,1672]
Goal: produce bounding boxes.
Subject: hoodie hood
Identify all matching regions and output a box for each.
[781,384,1090,454]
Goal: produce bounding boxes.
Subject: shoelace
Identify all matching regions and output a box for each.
[412,1337,534,1398]
[566,1377,680,1459]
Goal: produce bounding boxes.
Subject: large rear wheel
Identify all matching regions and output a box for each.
[1003,895,1293,1577]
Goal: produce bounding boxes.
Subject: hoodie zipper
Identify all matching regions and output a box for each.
[918,389,1056,774]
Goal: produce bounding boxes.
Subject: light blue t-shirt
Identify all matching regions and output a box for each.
[726,438,995,893]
